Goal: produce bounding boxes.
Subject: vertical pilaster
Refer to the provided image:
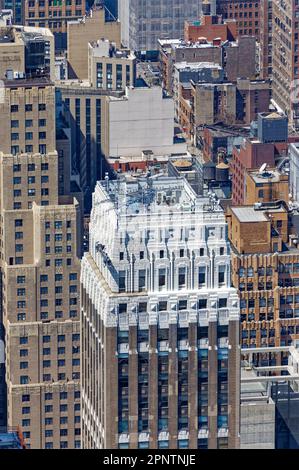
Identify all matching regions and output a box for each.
[188,322,198,449]
[148,324,158,448]
[104,326,118,448]
[129,325,139,448]
[228,320,240,449]
[168,323,178,448]
[208,321,218,448]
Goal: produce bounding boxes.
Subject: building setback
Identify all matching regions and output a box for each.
[67,6,121,80]
[0,24,82,448]
[81,175,240,449]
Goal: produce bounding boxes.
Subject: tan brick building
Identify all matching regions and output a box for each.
[244,167,289,205]
[227,202,299,363]
[67,6,121,80]
[88,39,136,91]
[0,47,82,448]
[1,149,82,448]
[0,77,55,156]
[0,25,55,82]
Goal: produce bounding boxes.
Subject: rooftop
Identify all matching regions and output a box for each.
[97,175,222,217]
[89,39,134,60]
[248,167,288,184]
[231,202,288,223]
[231,206,269,223]
[0,25,53,44]
[174,61,222,71]
[3,76,53,87]
[259,111,286,120]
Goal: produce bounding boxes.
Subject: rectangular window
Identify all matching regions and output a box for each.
[198,267,206,286]
[136,268,146,291]
[119,271,126,292]
[218,266,225,285]
[158,268,166,289]
[178,267,186,289]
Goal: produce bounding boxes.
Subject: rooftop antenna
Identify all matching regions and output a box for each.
[105,172,109,191]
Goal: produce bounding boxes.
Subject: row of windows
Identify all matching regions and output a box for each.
[23,404,80,414]
[16,310,78,321]
[39,273,77,282]
[44,441,80,449]
[239,282,272,291]
[20,334,79,344]
[11,104,46,113]
[20,346,79,356]
[119,247,224,261]
[13,188,49,197]
[40,285,77,294]
[17,273,77,285]
[11,132,47,141]
[119,266,226,292]
[13,176,49,184]
[13,201,49,210]
[23,391,80,402]
[115,298,227,314]
[118,437,228,449]
[17,297,77,308]
[20,372,80,383]
[11,119,46,128]
[240,297,274,308]
[28,0,82,6]
[44,246,73,254]
[23,416,80,427]
[11,144,47,155]
[239,267,273,277]
[13,163,48,172]
[44,233,72,242]
[20,358,80,369]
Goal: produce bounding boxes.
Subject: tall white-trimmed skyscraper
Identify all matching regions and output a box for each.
[81,175,240,449]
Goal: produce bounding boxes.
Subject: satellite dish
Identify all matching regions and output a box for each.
[259,163,267,173]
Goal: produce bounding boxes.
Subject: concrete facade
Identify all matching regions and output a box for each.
[105,85,183,158]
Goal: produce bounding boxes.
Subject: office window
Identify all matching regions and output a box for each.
[178,267,186,288]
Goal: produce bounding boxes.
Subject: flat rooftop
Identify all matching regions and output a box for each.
[174,61,222,71]
[241,368,269,398]
[98,175,221,217]
[3,76,53,87]
[231,206,268,222]
[249,168,287,184]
